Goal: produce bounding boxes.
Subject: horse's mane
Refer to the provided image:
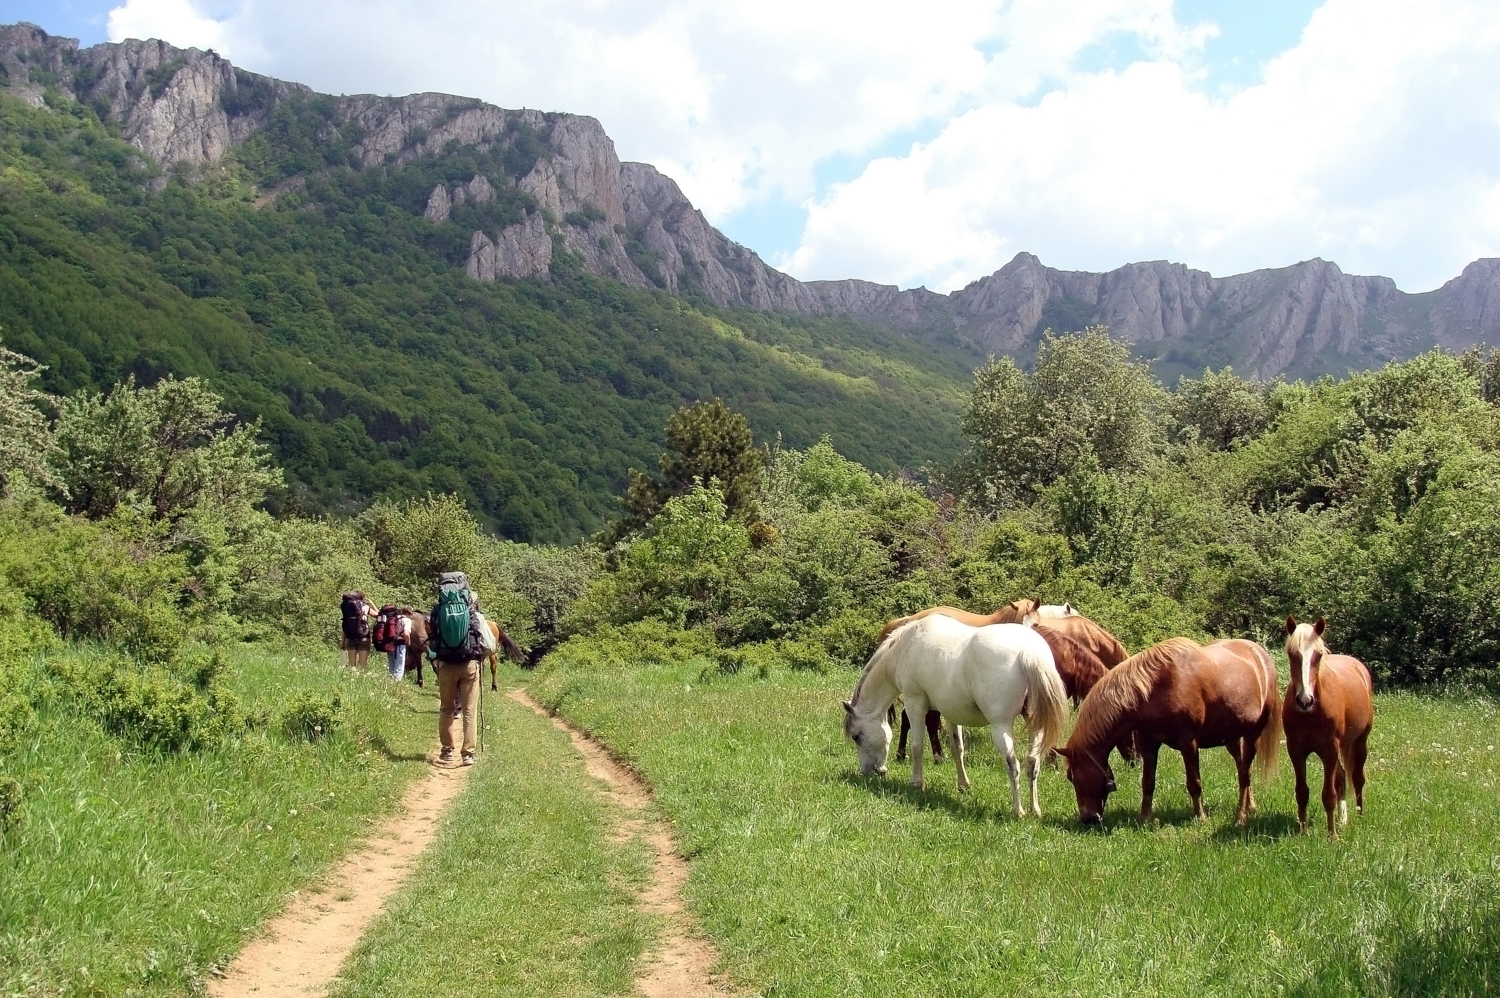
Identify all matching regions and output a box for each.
[853,618,917,706]
[1285,623,1327,661]
[1071,638,1198,748]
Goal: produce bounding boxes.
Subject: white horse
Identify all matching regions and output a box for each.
[843,616,1070,817]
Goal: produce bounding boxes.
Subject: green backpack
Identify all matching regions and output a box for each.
[432,572,481,662]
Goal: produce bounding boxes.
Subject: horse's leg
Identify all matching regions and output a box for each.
[990,726,1022,818]
[1332,744,1349,828]
[906,695,929,790]
[1290,747,1312,833]
[1027,728,1045,817]
[1182,743,1206,819]
[1230,739,1253,826]
[948,725,970,792]
[489,653,498,692]
[1350,731,1370,816]
[1319,746,1340,836]
[896,708,911,763]
[926,709,944,763]
[1139,739,1161,823]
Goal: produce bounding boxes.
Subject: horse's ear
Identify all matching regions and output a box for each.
[1313,617,1326,636]
[842,699,854,715]
[1055,746,1072,760]
[1285,615,1298,635]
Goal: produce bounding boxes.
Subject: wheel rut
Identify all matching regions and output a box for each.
[208,759,471,998]
[508,688,731,998]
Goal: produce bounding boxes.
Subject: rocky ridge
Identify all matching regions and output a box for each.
[3,21,1497,378]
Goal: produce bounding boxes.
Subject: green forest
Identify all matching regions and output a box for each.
[0,89,971,541]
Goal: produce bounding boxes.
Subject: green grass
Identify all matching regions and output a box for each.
[0,643,434,997]
[329,687,652,997]
[529,655,1500,997]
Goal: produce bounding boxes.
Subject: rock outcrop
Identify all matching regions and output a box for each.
[5,20,1499,377]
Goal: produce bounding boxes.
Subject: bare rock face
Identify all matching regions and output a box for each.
[465,214,552,281]
[424,185,451,224]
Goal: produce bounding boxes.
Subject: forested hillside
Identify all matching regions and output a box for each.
[0,91,968,540]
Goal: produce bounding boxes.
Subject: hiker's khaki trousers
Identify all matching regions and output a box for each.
[438,660,479,756]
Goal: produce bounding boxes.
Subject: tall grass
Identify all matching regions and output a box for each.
[530,656,1500,997]
[0,644,433,996]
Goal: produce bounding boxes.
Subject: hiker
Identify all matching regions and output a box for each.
[375,605,413,680]
[425,571,493,766]
[340,591,377,669]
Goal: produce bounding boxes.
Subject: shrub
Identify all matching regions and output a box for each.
[279,689,343,741]
[0,777,22,836]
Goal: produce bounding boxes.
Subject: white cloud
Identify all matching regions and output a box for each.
[107,0,234,56]
[788,0,1500,292]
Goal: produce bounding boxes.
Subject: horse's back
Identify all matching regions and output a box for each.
[891,617,1046,726]
[1196,639,1278,729]
[1046,615,1129,668]
[1325,654,1375,733]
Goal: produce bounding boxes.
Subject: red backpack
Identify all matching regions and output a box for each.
[373,605,400,652]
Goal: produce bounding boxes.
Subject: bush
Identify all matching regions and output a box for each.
[0,777,22,836]
[279,689,343,741]
[48,653,250,753]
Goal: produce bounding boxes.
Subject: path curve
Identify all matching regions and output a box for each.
[209,761,471,998]
[509,689,730,998]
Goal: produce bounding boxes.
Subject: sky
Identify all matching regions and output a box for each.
[6,0,1500,294]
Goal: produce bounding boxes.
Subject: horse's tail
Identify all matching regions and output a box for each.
[497,625,526,664]
[1255,651,1282,782]
[1019,643,1070,754]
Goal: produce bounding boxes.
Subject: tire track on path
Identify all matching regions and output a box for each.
[209,760,470,998]
[508,688,730,998]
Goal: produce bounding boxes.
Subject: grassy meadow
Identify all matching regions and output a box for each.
[528,656,1500,998]
[0,643,434,997]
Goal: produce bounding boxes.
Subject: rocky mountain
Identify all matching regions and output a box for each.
[4,21,1498,379]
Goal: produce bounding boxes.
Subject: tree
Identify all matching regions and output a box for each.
[52,376,281,524]
[953,328,1164,509]
[613,399,766,538]
[1167,368,1273,449]
[0,338,61,494]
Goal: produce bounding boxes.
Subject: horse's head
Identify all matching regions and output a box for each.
[842,699,891,776]
[1058,745,1117,825]
[1285,615,1328,713]
[998,597,1040,624]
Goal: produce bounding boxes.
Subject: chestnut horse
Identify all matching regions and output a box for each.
[1283,616,1374,836]
[1059,637,1281,826]
[483,618,527,690]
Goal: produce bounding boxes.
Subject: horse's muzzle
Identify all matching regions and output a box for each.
[1294,694,1315,712]
[1080,812,1102,826]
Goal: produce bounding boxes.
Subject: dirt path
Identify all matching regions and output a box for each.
[509,689,730,998]
[209,761,471,998]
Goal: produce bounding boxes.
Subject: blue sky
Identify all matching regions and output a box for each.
[8,1,1500,293]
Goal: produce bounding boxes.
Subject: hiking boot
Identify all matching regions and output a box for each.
[438,747,454,763]
[461,752,475,766]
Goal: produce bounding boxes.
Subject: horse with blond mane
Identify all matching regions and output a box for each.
[1283,616,1373,836]
[843,616,1070,817]
[1059,637,1281,826]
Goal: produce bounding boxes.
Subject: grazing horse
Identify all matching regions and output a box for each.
[843,616,1069,817]
[483,618,527,690]
[1059,637,1281,826]
[1283,616,1374,836]
[881,598,1075,762]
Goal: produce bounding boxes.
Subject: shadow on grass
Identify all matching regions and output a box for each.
[1288,896,1500,996]
[1209,811,1301,843]
[836,772,1003,821]
[366,732,431,763]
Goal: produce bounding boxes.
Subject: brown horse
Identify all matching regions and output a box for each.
[399,610,431,687]
[1284,616,1374,836]
[1059,637,1281,826]
[484,618,527,690]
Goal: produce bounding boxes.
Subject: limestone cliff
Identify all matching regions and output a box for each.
[4,20,1498,378]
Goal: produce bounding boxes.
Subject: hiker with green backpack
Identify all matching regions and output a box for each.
[425,571,494,766]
